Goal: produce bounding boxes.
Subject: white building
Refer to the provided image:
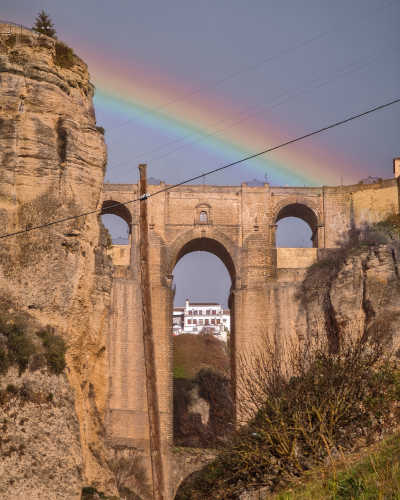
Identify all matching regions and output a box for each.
[173,299,230,342]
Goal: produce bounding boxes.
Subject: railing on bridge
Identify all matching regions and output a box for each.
[0,20,40,36]
[147,177,161,185]
[246,179,264,187]
[112,237,129,245]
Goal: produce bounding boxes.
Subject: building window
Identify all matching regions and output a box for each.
[212,310,216,315]
[206,309,210,315]
[223,319,227,323]
[205,319,209,325]
[187,319,192,325]
[188,310,192,316]
[193,319,197,325]
[200,211,207,223]
[198,319,203,326]
[194,310,198,315]
[211,319,215,325]
[216,319,220,325]
[199,310,202,315]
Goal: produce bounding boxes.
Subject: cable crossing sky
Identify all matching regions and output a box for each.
[1,98,399,240]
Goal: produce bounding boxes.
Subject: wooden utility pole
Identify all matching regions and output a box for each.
[138,164,166,500]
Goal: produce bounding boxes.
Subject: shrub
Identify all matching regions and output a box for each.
[7,328,35,376]
[105,228,113,250]
[177,325,399,499]
[6,384,17,394]
[54,41,75,69]
[106,450,151,499]
[0,348,8,374]
[38,328,67,374]
[0,312,35,375]
[96,125,105,135]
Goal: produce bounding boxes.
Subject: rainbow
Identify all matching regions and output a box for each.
[81,47,366,187]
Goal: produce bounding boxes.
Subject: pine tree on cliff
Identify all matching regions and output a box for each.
[32,11,57,38]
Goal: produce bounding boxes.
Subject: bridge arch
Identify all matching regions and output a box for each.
[271,196,321,248]
[100,198,132,228]
[165,228,238,281]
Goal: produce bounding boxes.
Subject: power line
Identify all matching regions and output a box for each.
[2,98,399,240]
[104,0,400,133]
[106,45,400,181]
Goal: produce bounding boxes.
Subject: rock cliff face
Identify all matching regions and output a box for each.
[0,27,115,496]
[296,244,400,346]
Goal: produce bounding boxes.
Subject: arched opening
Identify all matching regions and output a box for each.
[275,203,318,248]
[171,237,235,448]
[100,201,132,265]
[101,200,132,244]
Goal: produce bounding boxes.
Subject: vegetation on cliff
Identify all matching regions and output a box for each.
[32,10,57,38]
[176,215,400,499]
[54,40,76,69]
[177,330,400,499]
[0,301,67,377]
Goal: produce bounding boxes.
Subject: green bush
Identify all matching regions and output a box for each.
[6,324,35,376]
[105,228,113,250]
[96,125,105,135]
[38,329,67,374]
[54,41,75,69]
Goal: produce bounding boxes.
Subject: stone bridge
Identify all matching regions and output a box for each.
[100,177,399,499]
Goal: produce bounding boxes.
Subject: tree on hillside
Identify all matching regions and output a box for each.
[32,11,57,38]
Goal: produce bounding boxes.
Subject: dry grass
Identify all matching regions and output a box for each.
[176,326,400,500]
[173,334,228,379]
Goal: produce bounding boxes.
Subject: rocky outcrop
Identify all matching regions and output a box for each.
[0,368,84,500]
[296,245,400,347]
[0,27,116,496]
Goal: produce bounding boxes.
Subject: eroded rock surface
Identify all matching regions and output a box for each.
[0,27,116,496]
[296,245,400,345]
[0,368,84,500]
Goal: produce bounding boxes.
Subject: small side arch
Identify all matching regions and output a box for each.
[101,199,132,229]
[271,195,321,247]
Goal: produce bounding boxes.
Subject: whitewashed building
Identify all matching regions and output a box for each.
[173,299,230,342]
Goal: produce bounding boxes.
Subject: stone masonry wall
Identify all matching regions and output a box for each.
[102,175,399,499]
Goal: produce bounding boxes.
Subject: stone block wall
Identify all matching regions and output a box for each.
[101,175,399,499]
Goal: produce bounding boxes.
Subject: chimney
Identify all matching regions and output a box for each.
[186,298,189,309]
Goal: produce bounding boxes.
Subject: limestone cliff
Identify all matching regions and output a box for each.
[296,244,400,346]
[0,27,115,496]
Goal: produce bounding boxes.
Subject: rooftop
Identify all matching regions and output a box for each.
[186,302,220,306]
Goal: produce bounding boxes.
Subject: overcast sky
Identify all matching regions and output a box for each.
[4,0,400,307]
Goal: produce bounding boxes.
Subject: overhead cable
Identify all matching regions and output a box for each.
[1,98,399,240]
[106,44,400,181]
[105,0,400,133]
